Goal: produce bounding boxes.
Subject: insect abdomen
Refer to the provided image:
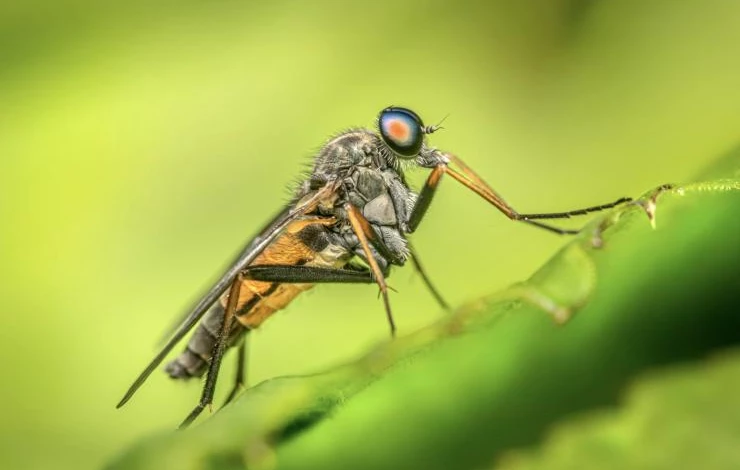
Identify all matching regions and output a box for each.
[164,282,313,380]
[165,218,345,380]
[164,304,245,379]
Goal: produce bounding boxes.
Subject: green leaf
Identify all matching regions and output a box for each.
[497,349,740,470]
[107,148,740,470]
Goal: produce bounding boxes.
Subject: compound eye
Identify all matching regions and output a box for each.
[378,107,424,158]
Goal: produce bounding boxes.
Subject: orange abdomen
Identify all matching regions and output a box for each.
[166,217,343,380]
[222,218,341,329]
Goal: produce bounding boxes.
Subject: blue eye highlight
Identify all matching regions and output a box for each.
[378,107,424,157]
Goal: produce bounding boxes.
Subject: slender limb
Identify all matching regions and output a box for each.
[406,159,620,236]
[220,337,248,409]
[517,219,580,235]
[243,265,376,283]
[179,274,242,429]
[447,154,630,220]
[516,198,632,220]
[206,264,410,414]
[408,242,450,311]
[408,165,445,233]
[341,206,405,266]
[442,154,632,235]
[443,166,578,234]
[345,203,397,336]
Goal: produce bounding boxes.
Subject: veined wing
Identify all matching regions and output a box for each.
[117,182,337,407]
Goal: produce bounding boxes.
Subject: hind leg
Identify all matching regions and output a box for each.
[220,336,248,408]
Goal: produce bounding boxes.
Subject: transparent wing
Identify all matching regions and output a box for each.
[117,183,336,407]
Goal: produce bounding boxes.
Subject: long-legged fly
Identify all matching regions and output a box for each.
[117,106,630,428]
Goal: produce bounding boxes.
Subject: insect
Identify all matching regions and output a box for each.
[117,106,631,428]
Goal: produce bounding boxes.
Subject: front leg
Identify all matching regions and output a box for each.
[407,165,446,233]
[345,203,398,336]
[409,156,631,235]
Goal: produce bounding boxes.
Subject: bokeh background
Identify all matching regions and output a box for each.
[2,1,739,469]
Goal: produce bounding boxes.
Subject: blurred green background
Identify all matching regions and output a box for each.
[1,1,739,469]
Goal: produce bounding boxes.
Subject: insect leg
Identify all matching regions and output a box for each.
[403,167,452,309]
[408,242,450,311]
[345,203,397,336]
[407,164,445,233]
[214,266,380,412]
[179,274,242,429]
[220,336,248,409]
[442,154,631,235]
[242,265,377,283]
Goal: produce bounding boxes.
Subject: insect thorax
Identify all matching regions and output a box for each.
[298,129,416,265]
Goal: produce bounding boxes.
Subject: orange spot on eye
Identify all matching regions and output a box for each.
[388,120,409,141]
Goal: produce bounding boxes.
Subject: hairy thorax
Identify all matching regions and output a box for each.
[305,129,416,264]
